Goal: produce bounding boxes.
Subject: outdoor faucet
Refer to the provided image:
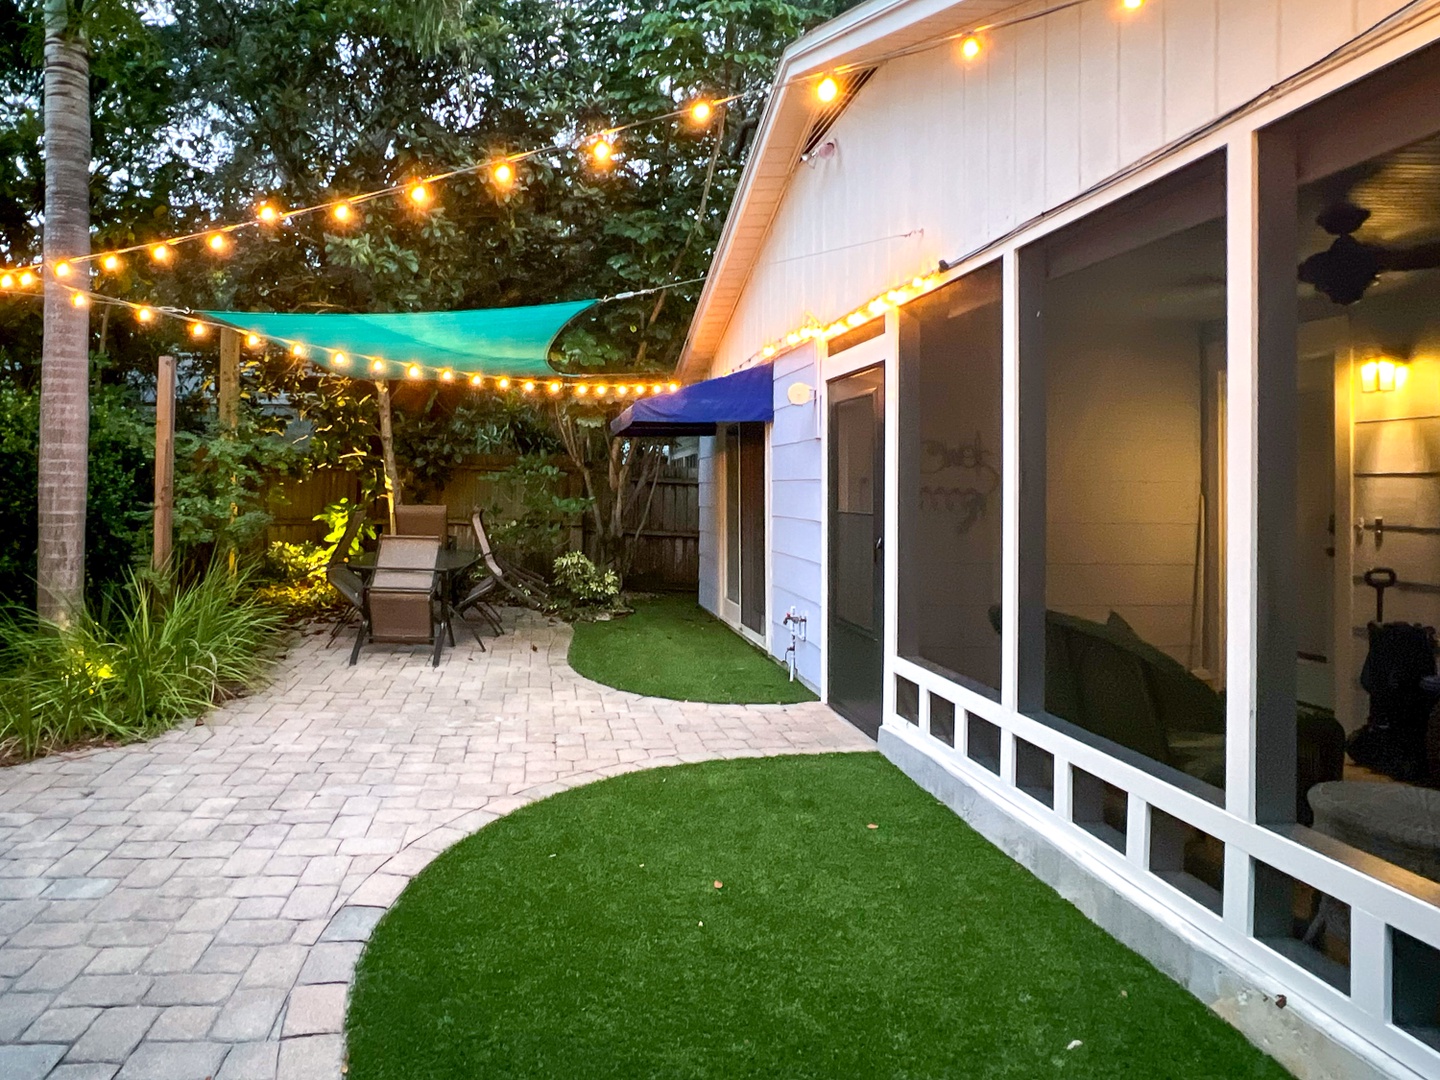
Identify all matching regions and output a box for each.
[782,608,808,681]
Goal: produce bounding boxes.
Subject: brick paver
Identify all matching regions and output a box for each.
[0,609,869,1078]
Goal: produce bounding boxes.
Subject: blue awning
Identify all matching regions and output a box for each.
[611,363,773,435]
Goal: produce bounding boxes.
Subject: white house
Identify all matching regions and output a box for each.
[640,0,1440,1076]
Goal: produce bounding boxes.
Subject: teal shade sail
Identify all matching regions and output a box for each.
[202,300,596,379]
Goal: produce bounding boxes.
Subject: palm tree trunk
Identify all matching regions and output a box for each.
[37,0,91,620]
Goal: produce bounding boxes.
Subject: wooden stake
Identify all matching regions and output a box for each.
[153,354,176,571]
[375,379,401,532]
[218,327,240,432]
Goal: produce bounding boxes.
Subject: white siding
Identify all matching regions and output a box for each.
[706,0,1412,379]
[770,347,824,689]
[697,435,720,615]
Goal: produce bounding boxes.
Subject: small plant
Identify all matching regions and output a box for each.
[254,541,341,620]
[0,565,284,763]
[314,498,376,563]
[552,552,621,612]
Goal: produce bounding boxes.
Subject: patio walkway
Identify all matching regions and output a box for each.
[0,610,870,1080]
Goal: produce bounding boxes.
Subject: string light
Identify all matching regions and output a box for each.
[960,35,982,61]
[18,271,34,287]
[331,202,353,224]
[150,243,172,264]
[407,363,422,378]
[331,351,348,367]
[632,383,646,395]
[291,343,306,358]
[595,383,607,395]
[408,183,431,206]
[547,380,562,395]
[651,383,663,395]
[137,306,154,323]
[690,100,713,124]
[190,322,208,339]
[591,134,615,165]
[469,374,483,387]
[245,333,262,348]
[207,232,229,254]
[615,384,628,397]
[101,254,121,272]
[256,203,280,225]
[0,273,13,289]
[668,382,679,392]
[371,359,386,374]
[1122,0,1144,8]
[497,377,510,390]
[522,380,536,393]
[816,76,839,103]
[492,161,514,187]
[54,261,72,278]
[71,292,88,309]
[441,369,454,381]
[575,384,589,396]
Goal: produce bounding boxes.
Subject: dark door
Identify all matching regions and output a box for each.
[738,423,767,635]
[828,366,885,737]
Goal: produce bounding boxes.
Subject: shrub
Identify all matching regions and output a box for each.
[552,551,621,612]
[0,565,283,762]
[254,541,342,620]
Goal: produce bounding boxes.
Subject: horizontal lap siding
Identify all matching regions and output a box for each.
[708,0,1407,377]
[770,348,824,689]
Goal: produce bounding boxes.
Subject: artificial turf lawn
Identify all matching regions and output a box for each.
[347,754,1290,1080]
[566,593,816,704]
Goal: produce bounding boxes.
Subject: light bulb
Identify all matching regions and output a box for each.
[331,202,353,224]
[0,273,14,289]
[690,100,712,124]
[207,232,228,254]
[522,380,536,394]
[54,261,71,278]
[256,203,280,224]
[498,377,511,390]
[846,311,866,327]
[18,270,35,287]
[547,380,561,395]
[151,243,172,264]
[408,183,431,206]
[816,77,838,103]
[960,36,982,61]
[591,136,614,164]
[407,364,422,379]
[615,384,628,397]
[137,306,155,323]
[1122,0,1144,8]
[190,322,208,339]
[245,333,261,348]
[331,351,348,367]
[632,384,645,395]
[761,345,777,358]
[441,369,454,381]
[575,384,589,396]
[469,374,483,387]
[595,383,608,395]
[291,343,306,358]
[371,359,386,374]
[667,381,679,392]
[101,254,121,272]
[492,162,514,187]
[651,383,663,395]
[71,292,88,309]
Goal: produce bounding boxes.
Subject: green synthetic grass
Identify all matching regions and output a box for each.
[347,754,1290,1080]
[567,593,816,704]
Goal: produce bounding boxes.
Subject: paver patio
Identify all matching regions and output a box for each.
[0,609,870,1080]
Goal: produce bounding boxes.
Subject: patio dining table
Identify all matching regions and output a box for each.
[349,547,484,655]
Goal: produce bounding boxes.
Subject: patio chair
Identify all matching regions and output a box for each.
[325,508,370,644]
[350,534,448,667]
[470,509,552,608]
[455,574,505,641]
[394,504,449,543]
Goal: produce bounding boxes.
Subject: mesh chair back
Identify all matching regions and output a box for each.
[394,504,448,541]
[326,564,365,612]
[470,510,507,578]
[368,535,440,643]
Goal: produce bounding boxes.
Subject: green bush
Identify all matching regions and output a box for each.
[0,385,153,606]
[0,566,283,762]
[552,551,621,612]
[487,454,591,574]
[254,540,342,620]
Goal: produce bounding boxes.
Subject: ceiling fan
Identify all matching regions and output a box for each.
[1299,201,1440,305]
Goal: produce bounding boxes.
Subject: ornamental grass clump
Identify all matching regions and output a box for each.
[0,567,283,763]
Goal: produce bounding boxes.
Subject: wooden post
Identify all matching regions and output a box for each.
[218,328,240,432]
[153,354,176,571]
[375,379,401,533]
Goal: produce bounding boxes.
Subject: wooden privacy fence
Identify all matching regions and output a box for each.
[264,450,700,590]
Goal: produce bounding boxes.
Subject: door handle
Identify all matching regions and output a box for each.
[874,536,883,560]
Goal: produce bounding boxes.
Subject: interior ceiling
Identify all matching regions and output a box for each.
[1301,129,1440,250]
[1048,220,1226,324]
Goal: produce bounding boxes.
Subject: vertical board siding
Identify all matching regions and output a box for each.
[770,348,824,688]
[709,0,1415,381]
[698,435,720,614]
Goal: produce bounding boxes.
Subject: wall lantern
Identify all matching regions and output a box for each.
[1360,356,1409,393]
